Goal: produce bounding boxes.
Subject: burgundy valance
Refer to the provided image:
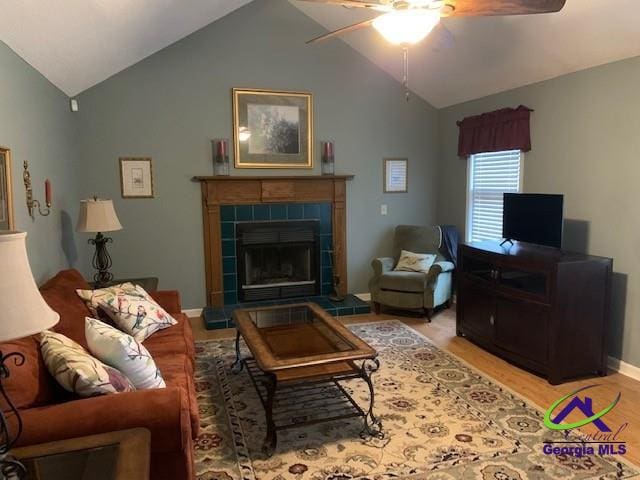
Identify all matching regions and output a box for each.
[457,105,533,157]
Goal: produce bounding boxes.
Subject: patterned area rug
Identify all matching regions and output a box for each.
[193,321,637,479]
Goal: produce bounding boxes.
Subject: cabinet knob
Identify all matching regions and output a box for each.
[489,315,495,325]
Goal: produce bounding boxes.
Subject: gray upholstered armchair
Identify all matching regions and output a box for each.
[369,225,454,320]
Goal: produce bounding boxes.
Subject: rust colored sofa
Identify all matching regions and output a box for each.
[1,269,198,479]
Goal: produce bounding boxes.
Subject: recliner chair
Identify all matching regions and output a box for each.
[369,225,454,320]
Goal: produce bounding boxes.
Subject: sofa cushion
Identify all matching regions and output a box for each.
[40,269,93,348]
[379,271,427,293]
[0,336,59,410]
[144,314,195,370]
[86,318,166,390]
[154,353,199,438]
[40,330,135,397]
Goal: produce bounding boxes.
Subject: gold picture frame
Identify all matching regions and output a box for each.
[119,157,154,198]
[383,158,408,193]
[0,147,15,230]
[232,88,313,169]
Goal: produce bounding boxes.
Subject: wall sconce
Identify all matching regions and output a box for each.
[23,161,51,219]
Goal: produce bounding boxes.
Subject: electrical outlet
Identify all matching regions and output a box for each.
[381,204,388,215]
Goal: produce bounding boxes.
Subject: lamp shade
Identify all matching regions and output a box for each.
[76,198,123,233]
[0,232,60,342]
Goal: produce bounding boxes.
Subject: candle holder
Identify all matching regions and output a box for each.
[212,139,230,176]
[23,161,51,220]
[320,141,335,176]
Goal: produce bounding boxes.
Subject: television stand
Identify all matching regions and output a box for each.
[456,240,612,385]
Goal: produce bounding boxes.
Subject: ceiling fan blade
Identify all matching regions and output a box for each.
[297,0,386,8]
[449,0,567,17]
[306,18,376,44]
[427,23,455,51]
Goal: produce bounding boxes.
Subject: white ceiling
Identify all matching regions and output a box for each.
[292,0,640,107]
[1,0,639,107]
[0,0,251,96]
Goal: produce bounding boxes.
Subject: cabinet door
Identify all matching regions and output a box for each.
[494,295,549,365]
[459,278,494,342]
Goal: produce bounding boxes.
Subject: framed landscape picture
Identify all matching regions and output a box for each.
[119,157,154,198]
[232,88,313,169]
[0,147,14,230]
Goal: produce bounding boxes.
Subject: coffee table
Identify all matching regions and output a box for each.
[232,302,383,455]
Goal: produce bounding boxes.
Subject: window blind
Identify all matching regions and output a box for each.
[467,150,522,242]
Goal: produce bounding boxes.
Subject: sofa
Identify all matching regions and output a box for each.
[369,225,454,320]
[1,269,198,479]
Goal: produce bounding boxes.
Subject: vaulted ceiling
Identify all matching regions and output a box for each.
[1,0,639,107]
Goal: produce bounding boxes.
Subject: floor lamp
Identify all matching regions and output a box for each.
[0,231,60,478]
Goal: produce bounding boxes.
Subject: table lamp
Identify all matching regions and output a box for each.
[76,197,123,287]
[0,231,60,478]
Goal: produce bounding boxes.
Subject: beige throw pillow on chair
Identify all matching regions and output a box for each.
[394,250,437,273]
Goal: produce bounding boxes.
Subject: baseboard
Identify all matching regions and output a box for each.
[354,292,371,302]
[608,356,640,381]
[183,308,203,318]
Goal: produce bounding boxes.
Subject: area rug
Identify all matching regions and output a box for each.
[193,321,637,479]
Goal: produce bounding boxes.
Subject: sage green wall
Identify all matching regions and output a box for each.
[76,0,440,309]
[0,41,81,283]
[437,55,640,367]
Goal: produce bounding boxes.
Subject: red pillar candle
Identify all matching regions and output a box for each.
[45,179,52,206]
[217,140,226,159]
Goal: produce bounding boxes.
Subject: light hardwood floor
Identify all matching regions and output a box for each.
[190,307,640,467]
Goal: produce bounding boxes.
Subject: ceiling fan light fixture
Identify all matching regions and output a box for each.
[372,9,441,45]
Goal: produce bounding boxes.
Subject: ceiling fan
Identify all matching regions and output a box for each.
[299,0,567,99]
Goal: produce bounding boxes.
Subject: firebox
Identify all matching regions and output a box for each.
[236,220,320,302]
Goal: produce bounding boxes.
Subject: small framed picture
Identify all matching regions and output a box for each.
[0,147,15,230]
[384,158,408,193]
[119,157,154,198]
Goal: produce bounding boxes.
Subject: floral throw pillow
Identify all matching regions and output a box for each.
[394,250,437,273]
[76,283,138,317]
[97,285,177,342]
[85,318,165,389]
[40,330,134,397]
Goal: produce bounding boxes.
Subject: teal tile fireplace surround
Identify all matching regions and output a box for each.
[202,201,370,330]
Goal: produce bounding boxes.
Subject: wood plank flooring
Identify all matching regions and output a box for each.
[190,307,640,467]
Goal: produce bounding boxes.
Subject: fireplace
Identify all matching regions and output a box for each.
[236,220,320,302]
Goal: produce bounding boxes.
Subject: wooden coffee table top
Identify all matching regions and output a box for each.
[233,302,377,377]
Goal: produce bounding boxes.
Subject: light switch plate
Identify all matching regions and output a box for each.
[381,204,388,215]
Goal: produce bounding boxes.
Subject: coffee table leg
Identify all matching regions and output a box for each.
[262,373,278,456]
[360,358,383,439]
[231,331,243,373]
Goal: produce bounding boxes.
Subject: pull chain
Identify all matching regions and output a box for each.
[402,46,410,102]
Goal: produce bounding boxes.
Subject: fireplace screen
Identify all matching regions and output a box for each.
[236,220,320,302]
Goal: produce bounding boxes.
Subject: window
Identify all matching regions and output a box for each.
[466,150,523,242]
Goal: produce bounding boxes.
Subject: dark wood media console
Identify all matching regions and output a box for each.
[456,240,612,384]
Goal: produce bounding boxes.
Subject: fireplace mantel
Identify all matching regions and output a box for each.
[193,175,354,307]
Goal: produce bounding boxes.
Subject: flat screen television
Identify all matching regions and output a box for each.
[502,193,564,248]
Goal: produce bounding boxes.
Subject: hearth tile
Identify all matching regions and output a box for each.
[254,204,270,220]
[332,295,360,307]
[303,203,320,219]
[221,205,235,222]
[236,205,253,221]
[224,291,238,305]
[223,274,237,291]
[222,240,235,257]
[320,234,332,251]
[270,204,287,220]
[321,283,333,295]
[321,266,333,284]
[221,222,235,240]
[354,305,371,314]
[203,306,226,320]
[287,204,303,219]
[325,308,338,316]
[320,216,332,234]
[319,203,331,224]
[222,257,236,274]
[207,320,228,330]
[336,307,355,316]
[321,251,332,266]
